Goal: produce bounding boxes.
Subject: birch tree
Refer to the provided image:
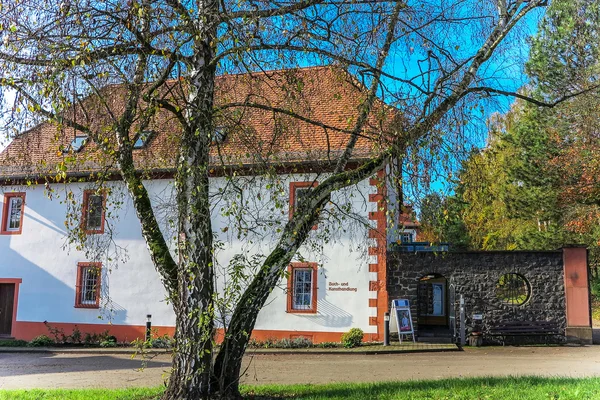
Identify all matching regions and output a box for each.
[0,0,572,398]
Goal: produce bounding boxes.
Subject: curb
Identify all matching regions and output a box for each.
[0,345,460,356]
[246,347,461,356]
[0,347,171,355]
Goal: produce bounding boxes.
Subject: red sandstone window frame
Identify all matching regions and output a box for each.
[1,192,26,235]
[75,262,102,309]
[286,262,318,314]
[289,181,318,229]
[81,190,106,234]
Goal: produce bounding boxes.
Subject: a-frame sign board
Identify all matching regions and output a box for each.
[391,298,415,343]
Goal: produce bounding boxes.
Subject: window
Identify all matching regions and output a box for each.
[133,130,154,149]
[286,263,317,314]
[1,193,25,235]
[82,190,106,234]
[289,181,318,224]
[401,231,414,243]
[211,127,227,144]
[75,262,101,308]
[62,135,88,154]
[496,273,530,306]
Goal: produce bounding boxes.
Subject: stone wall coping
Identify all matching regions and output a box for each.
[388,249,564,255]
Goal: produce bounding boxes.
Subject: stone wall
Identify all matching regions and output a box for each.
[387,250,567,344]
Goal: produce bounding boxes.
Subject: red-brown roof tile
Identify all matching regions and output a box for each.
[0,66,397,179]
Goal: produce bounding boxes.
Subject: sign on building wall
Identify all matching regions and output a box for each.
[391,299,415,343]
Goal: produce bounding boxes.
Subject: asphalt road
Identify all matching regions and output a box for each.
[1,346,600,389]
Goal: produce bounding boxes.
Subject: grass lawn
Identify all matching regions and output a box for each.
[1,377,600,399]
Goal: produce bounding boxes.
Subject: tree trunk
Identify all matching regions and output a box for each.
[163,2,218,396]
[163,293,215,399]
[213,247,293,397]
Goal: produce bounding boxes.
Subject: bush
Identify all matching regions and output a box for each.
[247,337,313,349]
[317,341,340,348]
[150,334,175,349]
[341,328,363,348]
[99,335,118,348]
[29,335,54,347]
[99,339,117,348]
[0,339,28,347]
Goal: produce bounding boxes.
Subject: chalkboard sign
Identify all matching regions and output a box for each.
[391,299,415,343]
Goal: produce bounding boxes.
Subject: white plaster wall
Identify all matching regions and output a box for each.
[0,173,378,334]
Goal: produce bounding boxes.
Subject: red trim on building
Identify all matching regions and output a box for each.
[12,321,175,343]
[0,278,22,338]
[367,169,388,341]
[75,262,102,309]
[12,321,360,344]
[286,262,318,314]
[81,190,106,234]
[1,192,26,235]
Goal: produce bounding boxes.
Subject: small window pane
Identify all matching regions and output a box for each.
[401,232,413,243]
[7,197,23,231]
[63,136,88,153]
[86,194,103,230]
[133,131,153,149]
[294,187,310,211]
[212,127,227,144]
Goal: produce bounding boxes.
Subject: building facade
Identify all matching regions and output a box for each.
[0,67,408,343]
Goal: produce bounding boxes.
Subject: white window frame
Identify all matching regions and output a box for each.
[6,196,23,231]
[80,265,99,306]
[400,229,416,243]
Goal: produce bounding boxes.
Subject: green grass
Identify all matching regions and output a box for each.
[1,377,600,399]
[0,387,162,400]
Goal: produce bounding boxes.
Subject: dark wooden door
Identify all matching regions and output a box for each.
[0,284,15,336]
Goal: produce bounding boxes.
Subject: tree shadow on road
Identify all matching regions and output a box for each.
[0,354,171,377]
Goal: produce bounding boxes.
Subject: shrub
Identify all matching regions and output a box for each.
[341,328,363,348]
[150,334,175,349]
[83,332,98,346]
[0,339,28,347]
[247,337,313,349]
[317,341,339,348]
[99,336,117,348]
[29,335,54,347]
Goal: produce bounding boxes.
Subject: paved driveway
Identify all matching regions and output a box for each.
[1,346,600,389]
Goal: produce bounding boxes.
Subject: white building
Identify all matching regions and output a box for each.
[0,67,408,343]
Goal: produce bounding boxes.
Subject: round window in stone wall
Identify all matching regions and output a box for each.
[496,273,530,306]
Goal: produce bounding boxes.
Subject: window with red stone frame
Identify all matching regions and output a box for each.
[75,262,102,308]
[286,262,318,314]
[289,181,318,229]
[1,193,26,235]
[81,190,106,234]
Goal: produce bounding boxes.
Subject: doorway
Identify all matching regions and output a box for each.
[0,283,15,337]
[417,274,448,327]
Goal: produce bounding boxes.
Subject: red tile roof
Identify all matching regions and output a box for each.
[0,66,397,179]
